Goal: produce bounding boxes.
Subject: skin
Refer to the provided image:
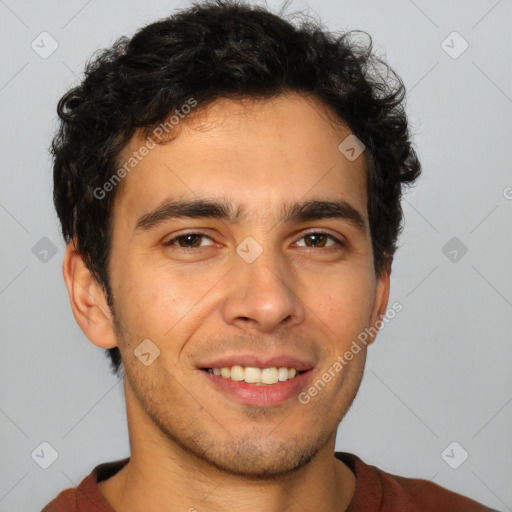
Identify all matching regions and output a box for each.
[63,91,391,512]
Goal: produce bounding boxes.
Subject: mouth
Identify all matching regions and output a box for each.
[199,365,314,407]
[200,365,307,385]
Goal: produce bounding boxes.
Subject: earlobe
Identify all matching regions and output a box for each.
[62,241,118,349]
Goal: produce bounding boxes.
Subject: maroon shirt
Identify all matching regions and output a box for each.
[41,451,497,511]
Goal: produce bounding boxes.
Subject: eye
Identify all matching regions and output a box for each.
[163,232,215,248]
[295,232,343,249]
[162,231,344,251]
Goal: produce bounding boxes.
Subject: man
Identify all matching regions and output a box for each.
[42,1,497,510]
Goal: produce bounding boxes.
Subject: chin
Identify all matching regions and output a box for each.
[189,434,324,479]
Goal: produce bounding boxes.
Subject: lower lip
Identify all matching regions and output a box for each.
[200,369,314,407]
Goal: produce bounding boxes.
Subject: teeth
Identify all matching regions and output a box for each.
[261,367,278,384]
[206,365,301,385]
[244,366,261,383]
[230,365,244,381]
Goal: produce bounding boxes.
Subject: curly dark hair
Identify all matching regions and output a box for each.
[51,0,421,377]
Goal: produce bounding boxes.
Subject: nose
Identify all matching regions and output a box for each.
[220,249,305,333]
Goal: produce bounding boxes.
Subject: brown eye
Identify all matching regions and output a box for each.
[164,233,214,248]
[297,232,341,249]
[304,233,328,247]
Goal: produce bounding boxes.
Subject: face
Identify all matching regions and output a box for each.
[103,92,389,477]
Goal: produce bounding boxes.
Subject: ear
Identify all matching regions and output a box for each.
[366,256,392,347]
[62,240,118,349]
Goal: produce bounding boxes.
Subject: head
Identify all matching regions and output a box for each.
[53,0,420,477]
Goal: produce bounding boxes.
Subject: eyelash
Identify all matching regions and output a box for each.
[163,231,345,251]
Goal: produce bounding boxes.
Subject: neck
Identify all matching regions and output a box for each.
[100,451,355,512]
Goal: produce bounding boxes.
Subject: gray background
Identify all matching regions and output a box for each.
[1,0,511,510]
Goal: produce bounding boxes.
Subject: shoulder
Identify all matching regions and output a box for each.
[335,451,497,512]
[41,488,77,511]
[40,457,129,512]
[377,468,495,511]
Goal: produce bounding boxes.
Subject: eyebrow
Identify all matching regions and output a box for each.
[134,198,367,235]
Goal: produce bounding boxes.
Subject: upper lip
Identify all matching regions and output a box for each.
[198,353,315,372]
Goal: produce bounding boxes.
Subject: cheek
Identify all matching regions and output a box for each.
[115,259,223,341]
[307,270,376,344]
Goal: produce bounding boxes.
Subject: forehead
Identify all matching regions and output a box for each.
[112,92,368,227]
